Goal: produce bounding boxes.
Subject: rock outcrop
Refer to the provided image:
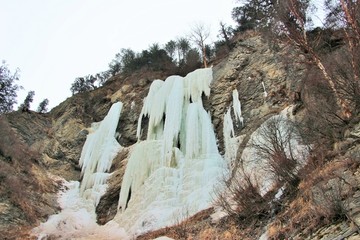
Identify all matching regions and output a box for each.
[1,32,359,240]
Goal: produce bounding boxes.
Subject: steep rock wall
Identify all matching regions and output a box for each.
[0,33,313,238]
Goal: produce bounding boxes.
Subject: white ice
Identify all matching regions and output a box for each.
[115,68,225,236]
[79,102,123,206]
[261,81,268,98]
[223,89,246,167]
[240,106,309,194]
[32,180,128,240]
[32,102,127,239]
[232,89,244,126]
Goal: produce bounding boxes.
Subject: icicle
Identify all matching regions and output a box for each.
[184,103,201,159]
[163,76,184,157]
[184,68,213,102]
[115,68,224,235]
[232,89,244,126]
[261,81,268,98]
[79,102,123,206]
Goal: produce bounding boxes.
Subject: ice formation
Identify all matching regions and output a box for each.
[79,102,123,206]
[223,108,241,166]
[241,107,309,194]
[261,81,268,98]
[32,180,128,240]
[115,68,224,235]
[32,102,126,239]
[232,89,244,126]
[223,90,244,166]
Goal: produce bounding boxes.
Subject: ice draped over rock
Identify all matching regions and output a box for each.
[232,89,244,126]
[223,89,243,166]
[241,107,309,194]
[79,102,123,206]
[115,68,224,234]
[32,102,127,239]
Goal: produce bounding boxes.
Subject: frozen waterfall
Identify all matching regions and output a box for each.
[32,102,126,239]
[79,102,123,206]
[223,89,244,166]
[115,68,225,235]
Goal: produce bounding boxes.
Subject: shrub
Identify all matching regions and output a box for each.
[250,116,306,190]
[215,165,269,223]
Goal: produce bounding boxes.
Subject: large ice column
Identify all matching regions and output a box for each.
[223,107,239,165]
[33,102,126,240]
[115,68,224,235]
[79,102,123,206]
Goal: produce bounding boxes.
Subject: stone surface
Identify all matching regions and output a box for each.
[1,32,359,240]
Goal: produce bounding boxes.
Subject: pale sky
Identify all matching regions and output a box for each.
[1,0,236,110]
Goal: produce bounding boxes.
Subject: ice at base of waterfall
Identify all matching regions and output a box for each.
[32,180,129,240]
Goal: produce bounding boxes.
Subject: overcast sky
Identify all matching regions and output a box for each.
[1,0,235,110]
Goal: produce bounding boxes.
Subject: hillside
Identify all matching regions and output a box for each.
[0,32,360,240]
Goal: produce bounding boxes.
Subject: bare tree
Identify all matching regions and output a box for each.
[274,0,352,118]
[189,23,210,68]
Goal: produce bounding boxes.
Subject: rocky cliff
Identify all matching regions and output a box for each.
[1,32,359,240]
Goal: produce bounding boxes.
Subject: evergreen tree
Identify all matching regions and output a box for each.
[165,40,177,60]
[0,61,20,114]
[177,38,191,65]
[37,98,49,113]
[70,75,96,95]
[19,90,35,112]
[232,0,275,32]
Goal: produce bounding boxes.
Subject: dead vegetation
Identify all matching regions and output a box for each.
[268,157,360,239]
[0,115,59,238]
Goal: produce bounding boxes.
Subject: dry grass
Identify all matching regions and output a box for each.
[268,157,359,239]
[0,116,58,235]
[215,169,270,224]
[136,207,265,240]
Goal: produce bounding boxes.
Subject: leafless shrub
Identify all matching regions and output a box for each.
[215,165,269,224]
[172,207,191,239]
[250,116,306,190]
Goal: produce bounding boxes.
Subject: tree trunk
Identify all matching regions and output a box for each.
[202,45,207,68]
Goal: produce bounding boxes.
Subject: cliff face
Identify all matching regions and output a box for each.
[0,33,359,239]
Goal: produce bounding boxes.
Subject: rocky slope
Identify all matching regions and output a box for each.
[0,32,359,239]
